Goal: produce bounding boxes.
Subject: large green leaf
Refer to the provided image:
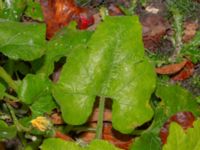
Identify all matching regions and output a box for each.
[53,16,156,133]
[39,23,92,76]
[0,19,46,61]
[0,0,26,21]
[163,119,200,150]
[40,138,120,150]
[18,74,51,104]
[0,120,17,140]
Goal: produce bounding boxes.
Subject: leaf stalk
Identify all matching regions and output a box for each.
[0,66,18,91]
[95,96,105,139]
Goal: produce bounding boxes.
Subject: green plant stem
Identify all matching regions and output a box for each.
[131,129,144,136]
[174,11,183,55]
[4,93,20,102]
[0,66,18,91]
[0,0,3,10]
[7,104,30,132]
[95,97,105,139]
[170,8,183,60]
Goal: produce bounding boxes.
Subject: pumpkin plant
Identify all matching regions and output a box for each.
[0,15,156,149]
[0,0,200,149]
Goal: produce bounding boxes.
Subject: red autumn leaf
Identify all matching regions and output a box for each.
[155,59,187,74]
[102,123,133,150]
[80,123,133,150]
[40,0,94,39]
[172,61,194,81]
[159,111,195,145]
[88,107,112,122]
[50,112,64,125]
[55,131,73,141]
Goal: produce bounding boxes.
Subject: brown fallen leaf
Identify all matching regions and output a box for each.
[88,107,112,122]
[102,123,133,150]
[80,123,133,150]
[50,112,64,125]
[172,61,194,81]
[40,0,94,39]
[55,131,73,141]
[141,14,168,51]
[108,4,125,16]
[160,112,195,145]
[0,142,5,150]
[155,59,187,75]
[182,21,198,43]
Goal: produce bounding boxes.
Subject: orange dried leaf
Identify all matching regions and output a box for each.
[160,112,195,145]
[102,123,133,150]
[182,21,198,43]
[80,123,133,150]
[88,108,112,122]
[55,131,73,141]
[50,112,64,125]
[172,61,194,81]
[108,4,125,16]
[40,0,94,39]
[155,59,187,75]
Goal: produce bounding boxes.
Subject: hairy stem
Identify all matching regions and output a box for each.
[7,104,30,132]
[173,10,183,56]
[95,97,105,139]
[168,7,184,61]
[0,66,18,91]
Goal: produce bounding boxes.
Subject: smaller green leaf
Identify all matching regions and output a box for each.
[41,138,120,150]
[24,137,42,150]
[0,120,17,140]
[0,82,6,99]
[41,138,82,150]
[4,60,31,76]
[0,0,26,21]
[18,74,51,104]
[131,132,161,150]
[24,0,43,21]
[163,122,186,150]
[130,106,165,150]
[87,140,121,150]
[30,95,57,118]
[156,83,200,116]
[163,119,200,150]
[0,20,46,61]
